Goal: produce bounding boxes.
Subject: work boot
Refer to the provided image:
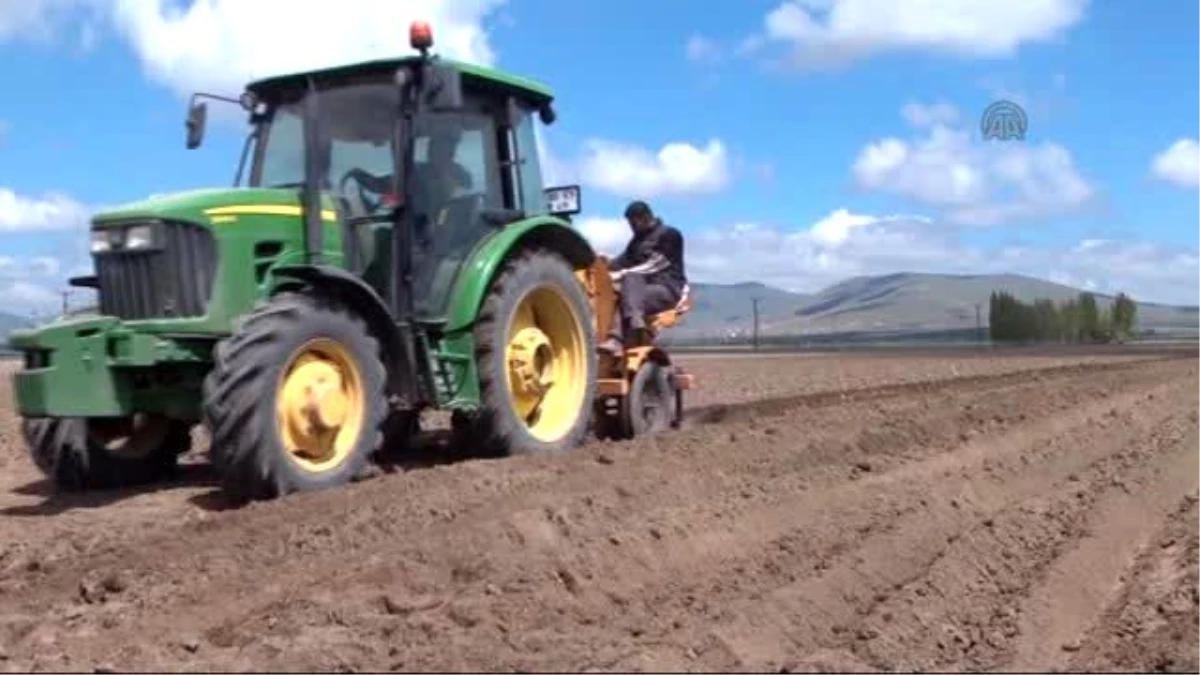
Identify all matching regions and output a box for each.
[598,337,623,356]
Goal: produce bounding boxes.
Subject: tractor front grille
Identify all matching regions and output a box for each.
[95,220,218,321]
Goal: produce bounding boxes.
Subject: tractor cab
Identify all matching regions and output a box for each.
[184,22,578,331]
[186,21,577,326]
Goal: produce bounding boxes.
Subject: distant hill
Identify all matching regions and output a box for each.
[681,282,811,336]
[1,272,1195,347]
[679,272,1198,339]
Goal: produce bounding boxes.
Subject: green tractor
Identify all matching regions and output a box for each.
[10,22,601,503]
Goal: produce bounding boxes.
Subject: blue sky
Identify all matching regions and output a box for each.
[0,0,1196,317]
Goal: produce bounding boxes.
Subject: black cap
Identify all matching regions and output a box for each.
[623,200,652,220]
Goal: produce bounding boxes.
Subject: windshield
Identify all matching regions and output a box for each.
[242,77,543,319]
[250,82,399,194]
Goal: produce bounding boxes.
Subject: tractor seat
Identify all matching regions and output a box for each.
[648,284,692,332]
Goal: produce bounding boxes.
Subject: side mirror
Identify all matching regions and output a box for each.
[186,101,208,150]
[544,184,581,217]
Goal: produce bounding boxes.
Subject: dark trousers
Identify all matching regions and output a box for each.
[609,274,678,343]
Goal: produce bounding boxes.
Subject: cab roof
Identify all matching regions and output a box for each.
[246,56,555,106]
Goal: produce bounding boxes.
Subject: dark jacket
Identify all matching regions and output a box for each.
[610,218,687,298]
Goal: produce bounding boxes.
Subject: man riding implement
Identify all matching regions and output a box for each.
[599,200,688,356]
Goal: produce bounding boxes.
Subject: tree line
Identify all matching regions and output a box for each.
[988,290,1138,343]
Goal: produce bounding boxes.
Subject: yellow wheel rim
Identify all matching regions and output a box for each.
[274,338,366,473]
[504,284,589,443]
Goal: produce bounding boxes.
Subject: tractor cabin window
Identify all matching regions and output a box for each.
[256,106,305,189]
[409,106,504,317]
[513,105,547,215]
[250,83,508,319]
[254,82,399,203]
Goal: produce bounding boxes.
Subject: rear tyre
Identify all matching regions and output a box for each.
[471,248,597,456]
[21,415,191,492]
[620,360,675,438]
[203,292,387,503]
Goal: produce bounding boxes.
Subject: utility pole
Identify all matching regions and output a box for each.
[975,302,983,344]
[751,297,761,352]
[61,290,71,316]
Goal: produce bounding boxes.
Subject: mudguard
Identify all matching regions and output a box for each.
[443,215,595,334]
[268,263,418,404]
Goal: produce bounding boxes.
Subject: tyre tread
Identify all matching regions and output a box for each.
[203,291,387,503]
[469,248,597,456]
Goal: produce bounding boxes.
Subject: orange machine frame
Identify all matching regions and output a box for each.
[575,256,695,397]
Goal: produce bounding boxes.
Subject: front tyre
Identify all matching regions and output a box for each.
[203,292,387,503]
[472,249,597,456]
[21,415,191,491]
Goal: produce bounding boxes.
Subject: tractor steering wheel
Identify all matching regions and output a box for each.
[337,168,384,217]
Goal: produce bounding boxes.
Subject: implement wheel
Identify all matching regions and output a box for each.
[203,292,387,503]
[620,359,676,439]
[471,248,597,455]
[21,415,191,491]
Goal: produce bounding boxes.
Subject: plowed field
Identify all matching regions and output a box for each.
[0,347,1196,673]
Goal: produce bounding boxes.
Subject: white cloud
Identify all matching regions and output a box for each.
[748,0,1088,68]
[900,101,960,129]
[541,131,736,199]
[77,20,97,51]
[577,138,732,198]
[685,211,955,291]
[112,0,505,96]
[0,0,101,44]
[0,255,77,317]
[5,282,61,316]
[1,1,506,96]
[0,187,94,314]
[852,103,1095,226]
[0,187,92,232]
[576,217,628,257]
[573,208,1198,307]
[1150,138,1199,189]
[685,34,723,64]
[9,2,732,205]
[0,1,54,39]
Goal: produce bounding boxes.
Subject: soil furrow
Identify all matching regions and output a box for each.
[0,350,1193,673]
[1065,491,1200,674]
[675,374,1196,673]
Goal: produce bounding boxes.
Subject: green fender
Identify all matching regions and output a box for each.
[444,215,596,334]
[430,216,595,411]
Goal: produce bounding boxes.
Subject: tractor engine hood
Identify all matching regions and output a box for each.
[92,187,328,226]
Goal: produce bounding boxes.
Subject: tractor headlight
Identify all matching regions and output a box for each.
[125,224,153,250]
[90,230,112,253]
[90,223,158,253]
